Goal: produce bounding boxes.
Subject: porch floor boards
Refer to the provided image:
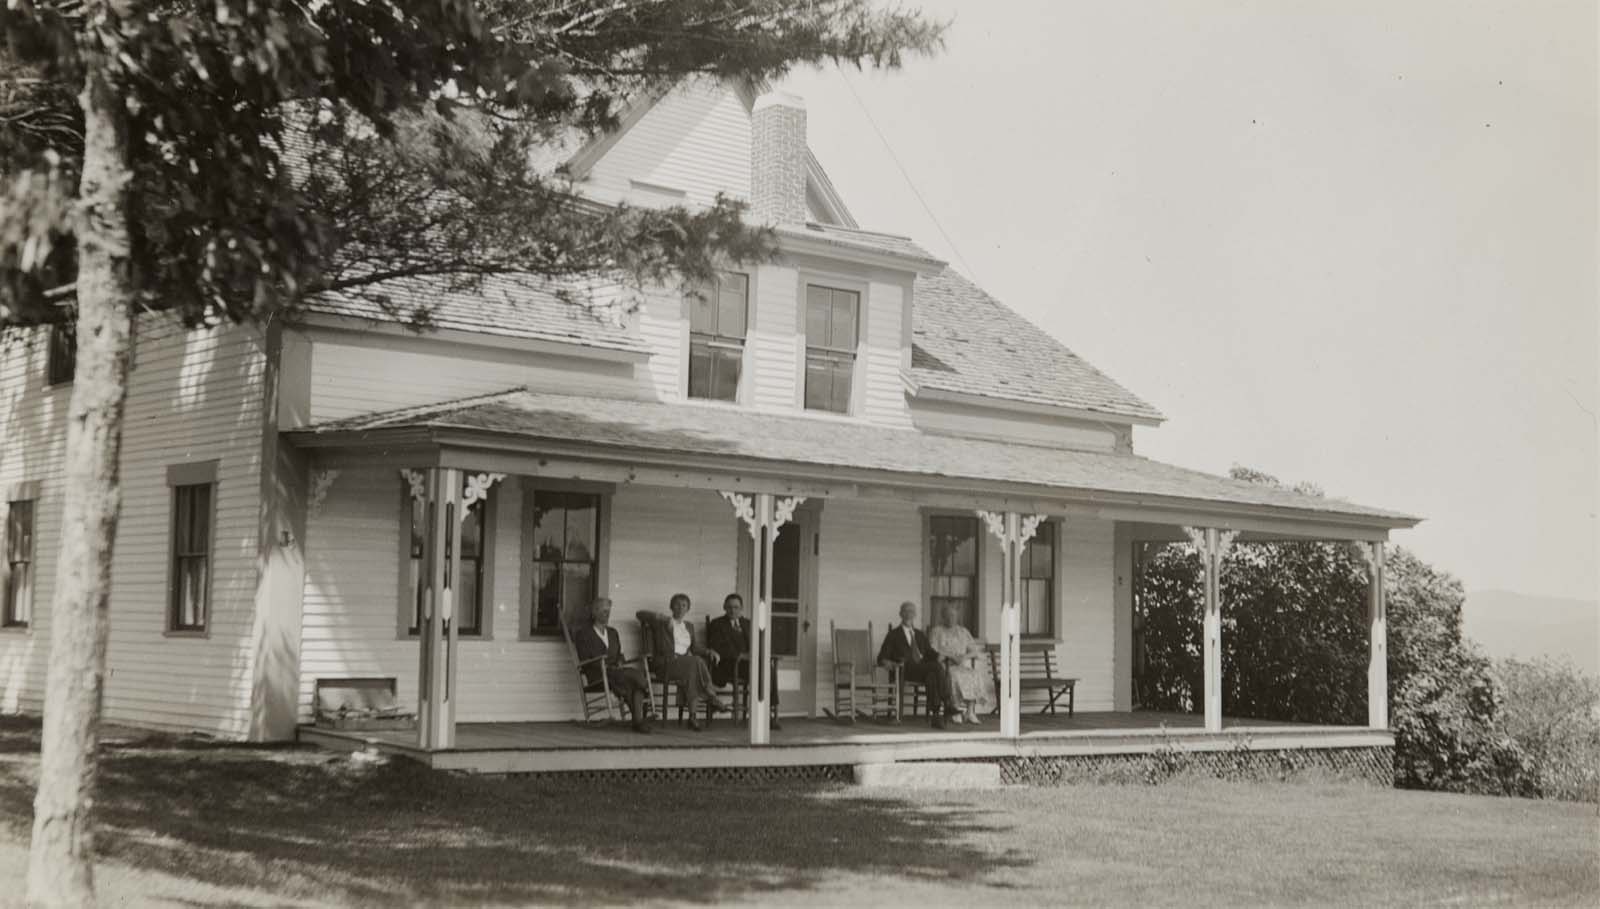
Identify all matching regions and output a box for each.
[299,710,1390,774]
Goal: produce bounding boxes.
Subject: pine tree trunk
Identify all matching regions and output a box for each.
[26,40,134,909]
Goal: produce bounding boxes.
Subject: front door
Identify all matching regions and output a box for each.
[739,506,819,715]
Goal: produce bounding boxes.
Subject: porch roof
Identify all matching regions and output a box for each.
[285,389,1421,534]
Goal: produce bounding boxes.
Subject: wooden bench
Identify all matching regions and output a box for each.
[987,642,1077,717]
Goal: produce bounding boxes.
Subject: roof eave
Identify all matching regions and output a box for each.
[775,228,946,275]
[284,423,1420,535]
[295,311,651,362]
[913,385,1165,427]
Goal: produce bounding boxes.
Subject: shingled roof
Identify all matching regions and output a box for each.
[290,388,1417,527]
[306,275,647,353]
[912,269,1164,423]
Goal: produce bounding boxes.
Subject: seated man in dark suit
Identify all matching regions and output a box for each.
[877,600,952,729]
[573,597,653,733]
[707,593,781,731]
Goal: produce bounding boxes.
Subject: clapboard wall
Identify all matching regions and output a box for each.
[0,318,271,736]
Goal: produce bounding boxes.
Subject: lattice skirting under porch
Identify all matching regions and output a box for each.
[953,745,1395,787]
[516,763,857,785]
[480,746,1392,786]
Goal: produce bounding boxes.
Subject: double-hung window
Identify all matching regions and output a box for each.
[403,481,490,637]
[928,515,980,634]
[47,323,75,386]
[3,499,35,629]
[688,272,749,402]
[527,491,601,635]
[803,284,859,413]
[1021,521,1056,638]
[169,478,214,633]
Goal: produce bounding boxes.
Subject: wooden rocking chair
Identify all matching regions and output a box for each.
[560,600,652,723]
[829,621,899,723]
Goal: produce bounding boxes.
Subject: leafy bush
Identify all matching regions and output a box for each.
[1494,658,1600,802]
[1132,467,1589,798]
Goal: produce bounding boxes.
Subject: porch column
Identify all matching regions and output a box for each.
[1358,541,1389,729]
[721,491,805,745]
[978,511,1043,740]
[416,467,464,750]
[1184,526,1236,733]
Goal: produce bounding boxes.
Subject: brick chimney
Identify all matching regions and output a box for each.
[751,92,809,225]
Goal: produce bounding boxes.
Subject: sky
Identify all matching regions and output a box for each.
[776,0,1598,602]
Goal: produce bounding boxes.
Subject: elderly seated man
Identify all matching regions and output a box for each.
[572,597,653,734]
[877,600,954,729]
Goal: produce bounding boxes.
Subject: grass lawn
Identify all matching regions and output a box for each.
[0,716,1595,907]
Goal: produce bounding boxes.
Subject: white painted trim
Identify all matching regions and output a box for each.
[914,386,1163,428]
[298,313,650,363]
[774,230,945,276]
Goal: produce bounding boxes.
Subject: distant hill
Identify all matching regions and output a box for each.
[1462,590,1599,676]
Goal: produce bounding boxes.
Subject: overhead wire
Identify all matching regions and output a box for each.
[837,68,979,284]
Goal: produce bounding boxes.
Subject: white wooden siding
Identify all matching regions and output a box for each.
[584,80,752,210]
[298,475,740,723]
[0,327,66,714]
[0,319,270,736]
[747,263,799,410]
[303,330,647,424]
[909,398,1121,452]
[637,287,686,401]
[1055,518,1117,711]
[297,475,1119,722]
[811,498,923,710]
[860,281,914,427]
[296,466,540,723]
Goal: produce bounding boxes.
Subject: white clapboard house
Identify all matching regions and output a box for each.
[0,80,1417,775]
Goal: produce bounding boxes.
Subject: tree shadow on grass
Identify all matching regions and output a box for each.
[0,717,1031,906]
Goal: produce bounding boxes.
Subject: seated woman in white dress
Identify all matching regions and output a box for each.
[928,603,996,724]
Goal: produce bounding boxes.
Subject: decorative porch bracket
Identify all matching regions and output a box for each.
[1183,527,1238,733]
[402,469,505,525]
[1351,541,1388,730]
[307,468,339,520]
[977,510,1045,739]
[719,491,806,745]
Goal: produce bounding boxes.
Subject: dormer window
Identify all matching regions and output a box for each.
[803,284,859,414]
[688,272,749,402]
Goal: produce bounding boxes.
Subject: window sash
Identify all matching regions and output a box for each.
[803,285,858,413]
[688,273,748,401]
[804,350,854,413]
[3,500,33,628]
[928,515,980,634]
[1021,523,1055,637]
[690,273,749,339]
[169,484,212,632]
[688,337,744,402]
[529,491,601,634]
[804,285,859,351]
[47,323,76,386]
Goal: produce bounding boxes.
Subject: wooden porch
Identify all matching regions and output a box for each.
[297,710,1391,774]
